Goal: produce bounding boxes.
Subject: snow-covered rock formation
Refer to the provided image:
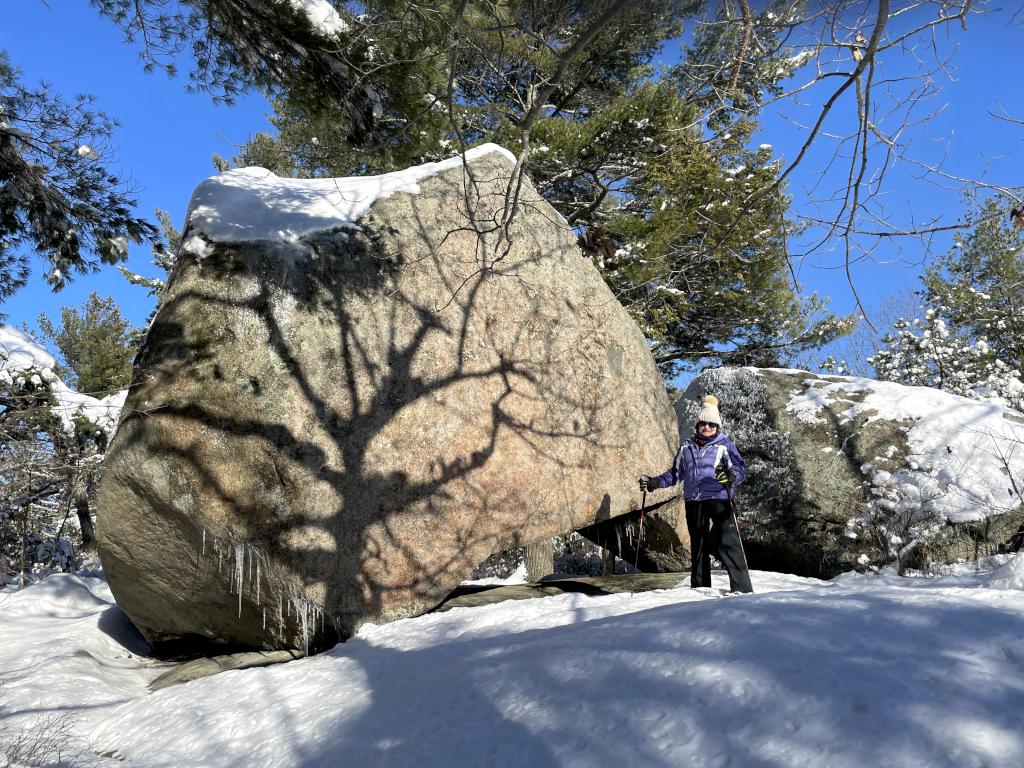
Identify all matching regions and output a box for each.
[681,367,1024,577]
[96,144,677,656]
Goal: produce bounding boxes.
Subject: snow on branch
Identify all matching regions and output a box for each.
[0,326,125,438]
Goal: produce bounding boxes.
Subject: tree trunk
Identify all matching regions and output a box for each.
[75,493,96,553]
[602,547,616,576]
[525,539,553,582]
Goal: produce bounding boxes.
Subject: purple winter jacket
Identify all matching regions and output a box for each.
[650,432,746,501]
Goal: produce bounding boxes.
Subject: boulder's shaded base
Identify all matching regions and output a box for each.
[576,498,690,572]
[146,574,690,689]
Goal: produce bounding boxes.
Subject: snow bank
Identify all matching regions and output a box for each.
[4,565,1024,768]
[986,554,1024,590]
[781,371,1024,522]
[0,324,56,376]
[50,386,127,437]
[0,576,157,723]
[184,143,517,246]
[462,563,528,586]
[0,324,126,437]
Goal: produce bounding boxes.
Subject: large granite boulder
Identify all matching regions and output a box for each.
[96,145,677,656]
[681,367,1024,577]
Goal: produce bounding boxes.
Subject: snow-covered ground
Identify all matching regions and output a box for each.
[3,559,1024,767]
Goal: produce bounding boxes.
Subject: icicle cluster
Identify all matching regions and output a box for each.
[201,527,329,655]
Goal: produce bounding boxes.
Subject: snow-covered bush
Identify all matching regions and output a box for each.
[1,711,89,768]
[869,306,1024,412]
[0,327,124,586]
[681,367,800,533]
[846,464,945,574]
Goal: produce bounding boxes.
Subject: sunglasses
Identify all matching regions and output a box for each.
[696,421,717,430]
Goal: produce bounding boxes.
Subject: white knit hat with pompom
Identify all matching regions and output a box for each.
[696,395,722,427]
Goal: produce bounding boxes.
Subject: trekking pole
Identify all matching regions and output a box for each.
[633,489,648,574]
[626,489,643,593]
[728,485,751,577]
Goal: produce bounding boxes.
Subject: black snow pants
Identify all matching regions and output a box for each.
[685,499,752,593]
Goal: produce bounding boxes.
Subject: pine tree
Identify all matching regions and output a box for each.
[231,1,688,177]
[869,308,1024,411]
[38,294,137,396]
[0,327,117,577]
[574,87,851,372]
[870,196,1024,411]
[922,196,1024,370]
[93,0,454,150]
[0,52,156,302]
[0,383,66,581]
[118,208,182,349]
[89,2,983,375]
[119,209,181,307]
[223,1,852,373]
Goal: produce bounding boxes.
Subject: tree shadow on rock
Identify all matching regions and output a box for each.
[105,158,647,657]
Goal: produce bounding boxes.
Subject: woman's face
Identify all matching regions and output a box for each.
[697,421,718,437]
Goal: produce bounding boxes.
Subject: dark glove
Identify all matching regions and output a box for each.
[638,474,654,492]
[716,465,733,487]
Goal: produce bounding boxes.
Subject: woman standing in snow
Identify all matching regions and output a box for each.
[638,395,753,594]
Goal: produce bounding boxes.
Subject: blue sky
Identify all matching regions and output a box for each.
[2,2,1022,357]
[2,1,272,328]
[749,8,1024,329]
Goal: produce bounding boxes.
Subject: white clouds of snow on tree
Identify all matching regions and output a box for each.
[0,325,125,437]
[287,0,349,36]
